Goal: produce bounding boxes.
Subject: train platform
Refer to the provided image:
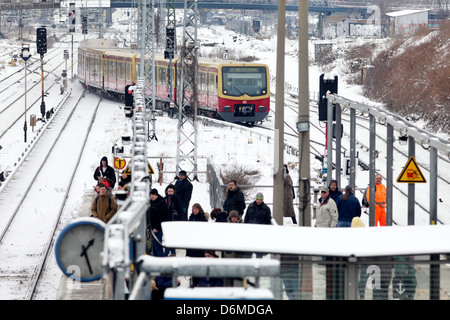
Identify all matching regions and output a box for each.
[55,191,450,300]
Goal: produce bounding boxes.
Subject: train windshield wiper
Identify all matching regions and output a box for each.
[229,83,244,96]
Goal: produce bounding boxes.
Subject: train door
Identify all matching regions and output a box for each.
[103,55,110,91]
[117,59,125,92]
[101,54,105,90]
[208,71,218,110]
[96,54,102,87]
[110,58,117,92]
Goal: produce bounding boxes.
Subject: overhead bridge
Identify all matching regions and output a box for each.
[109,0,368,14]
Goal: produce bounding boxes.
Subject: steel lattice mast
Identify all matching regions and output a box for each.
[137,0,157,141]
[176,0,198,180]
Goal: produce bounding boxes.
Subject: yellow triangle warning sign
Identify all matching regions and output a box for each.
[396,156,426,183]
[123,160,154,175]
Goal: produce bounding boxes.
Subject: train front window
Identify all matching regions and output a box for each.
[222,66,267,97]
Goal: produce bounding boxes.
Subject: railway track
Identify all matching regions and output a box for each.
[0,91,101,299]
[0,41,77,137]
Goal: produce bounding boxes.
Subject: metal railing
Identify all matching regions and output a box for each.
[326,93,450,227]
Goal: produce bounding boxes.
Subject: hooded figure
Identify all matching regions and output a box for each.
[328,179,342,203]
[227,210,242,223]
[164,184,183,221]
[93,156,116,189]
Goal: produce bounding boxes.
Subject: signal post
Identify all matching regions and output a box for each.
[69,3,75,81]
[20,44,31,142]
[37,27,47,120]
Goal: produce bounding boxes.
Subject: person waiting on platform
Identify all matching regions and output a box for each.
[147,189,170,257]
[363,174,387,226]
[91,183,117,223]
[314,186,338,228]
[93,156,116,190]
[174,170,193,220]
[336,185,361,228]
[243,192,272,258]
[223,180,246,217]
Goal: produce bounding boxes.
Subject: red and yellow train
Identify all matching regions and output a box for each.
[78,39,270,124]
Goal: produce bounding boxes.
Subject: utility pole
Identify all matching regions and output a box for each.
[273,0,286,225]
[297,0,312,300]
[297,0,311,227]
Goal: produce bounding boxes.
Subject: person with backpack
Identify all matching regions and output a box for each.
[91,183,117,223]
[363,174,387,226]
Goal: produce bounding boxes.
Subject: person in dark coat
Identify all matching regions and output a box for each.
[211,208,228,223]
[146,189,170,257]
[93,156,116,189]
[244,192,272,225]
[335,185,361,228]
[174,170,193,220]
[328,179,342,203]
[223,180,246,217]
[243,192,272,258]
[186,203,209,288]
[283,165,297,224]
[163,184,183,256]
[186,203,209,258]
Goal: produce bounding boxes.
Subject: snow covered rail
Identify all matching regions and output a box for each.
[0,89,72,193]
[0,91,100,299]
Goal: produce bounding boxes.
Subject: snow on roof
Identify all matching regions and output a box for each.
[164,287,274,300]
[162,222,450,258]
[386,9,430,17]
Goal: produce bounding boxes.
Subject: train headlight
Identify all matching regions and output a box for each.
[258,106,267,112]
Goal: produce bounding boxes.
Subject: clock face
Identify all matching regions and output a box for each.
[55,219,105,282]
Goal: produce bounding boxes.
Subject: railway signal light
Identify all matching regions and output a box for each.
[36,27,47,56]
[124,85,134,118]
[69,2,75,32]
[82,16,88,34]
[164,26,175,59]
[318,74,338,122]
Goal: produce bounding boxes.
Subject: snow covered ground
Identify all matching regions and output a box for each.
[0,10,448,299]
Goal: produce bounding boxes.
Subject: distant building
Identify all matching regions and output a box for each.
[385,9,429,36]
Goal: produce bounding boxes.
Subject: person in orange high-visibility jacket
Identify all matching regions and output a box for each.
[364,174,387,226]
